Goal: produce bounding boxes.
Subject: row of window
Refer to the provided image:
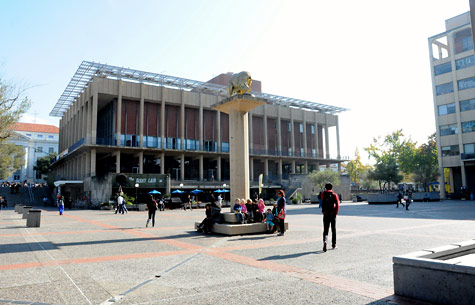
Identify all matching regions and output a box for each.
[438,98,475,116]
[435,77,475,96]
[434,55,475,76]
[35,147,55,153]
[442,143,475,157]
[440,120,475,135]
[25,133,55,139]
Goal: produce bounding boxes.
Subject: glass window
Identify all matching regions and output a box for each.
[434,62,452,75]
[454,28,473,54]
[438,103,456,116]
[439,124,458,136]
[299,123,303,133]
[26,133,31,137]
[462,120,475,133]
[37,147,43,152]
[436,82,454,95]
[460,98,475,112]
[37,134,43,138]
[458,77,475,91]
[48,147,54,153]
[441,145,459,157]
[464,143,475,154]
[455,55,475,70]
[48,135,54,139]
[311,125,315,134]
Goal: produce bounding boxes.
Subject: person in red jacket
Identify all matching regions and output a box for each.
[320,182,339,252]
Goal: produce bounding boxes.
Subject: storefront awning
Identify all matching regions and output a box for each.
[54,180,84,187]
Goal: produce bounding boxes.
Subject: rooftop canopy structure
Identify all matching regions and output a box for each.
[50,61,349,117]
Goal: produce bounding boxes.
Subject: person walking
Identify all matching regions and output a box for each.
[396,192,404,208]
[217,194,222,208]
[146,195,158,227]
[57,195,65,216]
[321,183,339,252]
[183,194,192,211]
[276,190,286,236]
[116,193,125,214]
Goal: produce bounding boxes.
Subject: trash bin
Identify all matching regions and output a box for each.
[22,206,32,219]
[16,204,24,214]
[27,209,41,227]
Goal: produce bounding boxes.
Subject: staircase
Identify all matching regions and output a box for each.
[0,186,54,207]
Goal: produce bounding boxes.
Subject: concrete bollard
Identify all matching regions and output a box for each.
[26,209,41,227]
[22,206,32,219]
[16,205,24,214]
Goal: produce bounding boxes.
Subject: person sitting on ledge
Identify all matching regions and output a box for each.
[246,199,254,222]
[252,199,262,222]
[257,198,266,222]
[265,208,275,233]
[233,199,244,224]
[197,204,213,233]
[240,199,249,223]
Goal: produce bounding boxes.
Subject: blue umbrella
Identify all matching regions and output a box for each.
[148,190,161,194]
[190,189,203,194]
[214,189,224,193]
[222,189,230,192]
[171,189,185,194]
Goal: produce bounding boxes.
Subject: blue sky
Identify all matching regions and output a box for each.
[0,0,471,161]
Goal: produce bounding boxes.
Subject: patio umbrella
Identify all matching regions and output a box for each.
[171,189,185,194]
[213,189,224,193]
[190,189,203,194]
[222,189,230,192]
[148,190,161,194]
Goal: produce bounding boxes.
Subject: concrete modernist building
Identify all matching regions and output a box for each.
[6,123,59,183]
[429,12,475,198]
[49,61,348,204]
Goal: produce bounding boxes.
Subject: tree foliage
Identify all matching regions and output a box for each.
[307,169,340,191]
[0,144,25,180]
[0,77,31,179]
[34,153,57,177]
[346,148,371,184]
[411,133,439,191]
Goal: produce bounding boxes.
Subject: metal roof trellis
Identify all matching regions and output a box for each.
[50,61,349,117]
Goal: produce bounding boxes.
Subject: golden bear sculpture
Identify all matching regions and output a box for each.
[227,71,252,96]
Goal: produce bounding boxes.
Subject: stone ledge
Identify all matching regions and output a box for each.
[194,222,289,236]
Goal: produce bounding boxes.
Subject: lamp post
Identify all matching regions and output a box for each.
[135,183,139,204]
[223,183,227,204]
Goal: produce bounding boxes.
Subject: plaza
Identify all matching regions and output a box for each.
[1,200,474,305]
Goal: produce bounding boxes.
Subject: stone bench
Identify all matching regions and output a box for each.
[222,212,238,223]
[194,221,289,236]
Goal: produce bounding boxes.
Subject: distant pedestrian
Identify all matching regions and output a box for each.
[146,195,158,227]
[396,193,404,208]
[57,195,65,216]
[183,194,192,211]
[3,197,7,208]
[158,197,165,211]
[217,194,222,208]
[276,190,286,236]
[405,192,412,210]
[321,183,339,252]
[116,193,126,214]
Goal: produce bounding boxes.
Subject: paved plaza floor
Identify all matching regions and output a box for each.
[0,200,474,305]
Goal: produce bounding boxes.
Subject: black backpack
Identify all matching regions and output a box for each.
[322,192,335,214]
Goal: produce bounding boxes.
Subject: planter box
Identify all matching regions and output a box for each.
[138,203,146,211]
[393,240,475,305]
[366,193,397,204]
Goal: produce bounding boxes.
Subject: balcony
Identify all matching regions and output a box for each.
[461,153,475,160]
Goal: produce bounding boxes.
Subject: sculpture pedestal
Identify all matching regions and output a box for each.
[213,94,267,203]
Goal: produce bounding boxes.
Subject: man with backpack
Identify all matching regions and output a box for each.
[320,182,339,252]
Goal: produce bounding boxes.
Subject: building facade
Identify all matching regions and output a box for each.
[429,12,475,198]
[6,123,59,183]
[49,62,348,204]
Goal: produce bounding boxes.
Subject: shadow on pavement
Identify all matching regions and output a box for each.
[258,250,322,261]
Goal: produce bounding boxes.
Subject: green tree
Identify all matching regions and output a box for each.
[346,148,370,185]
[0,78,31,140]
[0,77,31,179]
[34,153,58,177]
[0,144,25,179]
[367,153,403,191]
[412,133,439,191]
[307,169,340,191]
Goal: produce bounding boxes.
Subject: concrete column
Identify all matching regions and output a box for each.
[216,108,221,152]
[139,83,145,148]
[199,155,204,181]
[117,80,122,146]
[199,93,203,151]
[291,160,296,174]
[138,151,143,174]
[217,156,222,181]
[180,154,185,181]
[86,87,92,144]
[249,113,253,153]
[324,115,330,159]
[160,87,166,149]
[277,107,282,155]
[90,149,96,177]
[303,119,307,157]
[229,110,250,200]
[336,116,341,159]
[91,84,98,145]
[86,151,91,176]
[181,90,185,150]
[314,112,319,158]
[278,159,283,180]
[263,108,268,155]
[290,111,295,156]
[305,161,309,174]
[264,159,269,179]
[160,153,165,175]
[250,157,254,182]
